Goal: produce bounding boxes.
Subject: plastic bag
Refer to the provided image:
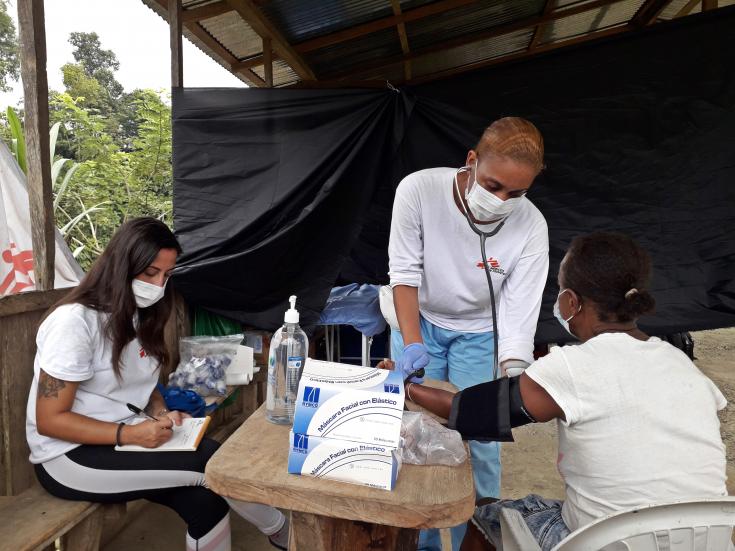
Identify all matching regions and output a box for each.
[168,334,243,397]
[318,283,387,337]
[398,411,467,466]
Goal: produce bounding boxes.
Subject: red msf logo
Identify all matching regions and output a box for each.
[1,243,35,295]
[476,257,500,269]
[139,347,148,358]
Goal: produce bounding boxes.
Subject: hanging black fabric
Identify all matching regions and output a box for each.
[172,7,735,341]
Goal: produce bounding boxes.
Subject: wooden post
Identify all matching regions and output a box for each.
[263,37,273,87]
[702,0,717,10]
[17,0,54,291]
[169,0,183,88]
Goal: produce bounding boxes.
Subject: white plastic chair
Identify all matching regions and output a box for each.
[500,497,735,551]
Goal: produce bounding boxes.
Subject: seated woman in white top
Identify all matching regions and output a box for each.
[401,232,727,551]
[26,217,289,551]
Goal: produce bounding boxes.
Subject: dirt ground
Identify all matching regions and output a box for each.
[102,328,735,550]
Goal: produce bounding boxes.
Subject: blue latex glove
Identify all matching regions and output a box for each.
[397,343,429,383]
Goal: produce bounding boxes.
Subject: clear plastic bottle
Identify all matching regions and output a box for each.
[266,295,309,425]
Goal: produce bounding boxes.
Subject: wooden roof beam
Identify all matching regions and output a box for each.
[295,0,476,54]
[528,0,556,51]
[629,0,673,26]
[182,1,232,23]
[151,0,265,87]
[324,0,626,81]
[408,25,629,85]
[224,0,316,81]
[231,0,477,72]
[390,0,412,81]
[674,0,701,17]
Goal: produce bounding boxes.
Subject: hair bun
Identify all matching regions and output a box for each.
[620,287,655,318]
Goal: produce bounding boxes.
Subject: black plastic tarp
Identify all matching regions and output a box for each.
[172,7,735,342]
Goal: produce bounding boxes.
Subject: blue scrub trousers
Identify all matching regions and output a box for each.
[391,317,500,551]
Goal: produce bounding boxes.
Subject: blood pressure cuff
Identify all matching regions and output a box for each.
[446,376,535,442]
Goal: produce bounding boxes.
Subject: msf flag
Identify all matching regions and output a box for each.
[0,141,82,296]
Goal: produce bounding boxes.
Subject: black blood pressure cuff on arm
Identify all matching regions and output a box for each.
[447,376,536,442]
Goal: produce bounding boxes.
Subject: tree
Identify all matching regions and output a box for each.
[2,31,174,270]
[0,0,19,92]
[61,63,104,107]
[69,31,119,78]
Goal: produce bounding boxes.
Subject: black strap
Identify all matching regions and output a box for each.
[449,376,535,442]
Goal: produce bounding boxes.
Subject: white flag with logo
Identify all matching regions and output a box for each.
[0,141,83,296]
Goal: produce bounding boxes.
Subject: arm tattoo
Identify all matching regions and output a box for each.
[38,370,67,399]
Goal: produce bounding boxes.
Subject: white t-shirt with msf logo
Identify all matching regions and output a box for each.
[388,167,549,364]
[26,303,160,464]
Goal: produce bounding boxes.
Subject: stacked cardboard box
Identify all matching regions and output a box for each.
[288,359,404,490]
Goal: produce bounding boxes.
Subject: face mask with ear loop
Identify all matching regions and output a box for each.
[454,166,507,380]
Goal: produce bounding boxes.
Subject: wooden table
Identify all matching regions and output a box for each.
[205,380,474,550]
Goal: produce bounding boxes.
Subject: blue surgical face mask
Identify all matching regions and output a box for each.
[554,288,580,337]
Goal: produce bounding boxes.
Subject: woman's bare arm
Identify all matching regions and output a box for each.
[36,369,174,447]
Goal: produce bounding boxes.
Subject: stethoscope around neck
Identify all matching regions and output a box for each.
[454,166,506,380]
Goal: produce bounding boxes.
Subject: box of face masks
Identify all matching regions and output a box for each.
[292,359,405,447]
[287,431,401,490]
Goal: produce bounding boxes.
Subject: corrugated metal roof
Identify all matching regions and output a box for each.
[411,28,534,78]
[306,26,404,77]
[406,0,544,50]
[181,0,221,8]
[142,0,735,87]
[659,0,735,19]
[259,0,395,43]
[251,59,300,87]
[539,0,645,44]
[359,63,407,83]
[199,11,262,59]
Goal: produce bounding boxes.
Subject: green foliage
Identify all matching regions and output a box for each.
[61,63,104,106]
[6,106,25,173]
[69,32,120,75]
[48,90,173,269]
[1,31,174,270]
[0,0,19,93]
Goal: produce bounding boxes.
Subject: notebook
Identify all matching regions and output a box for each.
[115,416,211,452]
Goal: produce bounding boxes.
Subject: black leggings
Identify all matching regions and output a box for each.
[35,438,229,539]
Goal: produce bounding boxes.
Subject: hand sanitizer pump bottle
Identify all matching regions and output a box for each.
[266,295,308,425]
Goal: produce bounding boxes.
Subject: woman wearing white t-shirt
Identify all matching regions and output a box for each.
[26,218,288,551]
[400,232,727,551]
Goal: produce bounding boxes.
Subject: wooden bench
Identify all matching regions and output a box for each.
[0,485,125,551]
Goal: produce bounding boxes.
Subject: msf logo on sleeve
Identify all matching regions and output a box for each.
[293,433,309,454]
[302,386,320,408]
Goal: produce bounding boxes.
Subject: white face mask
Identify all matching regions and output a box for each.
[553,288,580,337]
[465,160,521,221]
[132,278,167,308]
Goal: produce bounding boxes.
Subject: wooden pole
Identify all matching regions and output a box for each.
[17,0,54,291]
[263,37,273,87]
[702,0,717,10]
[169,0,183,88]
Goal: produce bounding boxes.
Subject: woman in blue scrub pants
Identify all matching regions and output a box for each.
[388,118,549,551]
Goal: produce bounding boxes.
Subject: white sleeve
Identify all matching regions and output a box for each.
[36,307,95,381]
[497,218,549,364]
[388,175,424,288]
[525,346,582,425]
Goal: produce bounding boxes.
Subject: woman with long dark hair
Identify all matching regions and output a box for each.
[26,218,288,551]
[394,232,727,550]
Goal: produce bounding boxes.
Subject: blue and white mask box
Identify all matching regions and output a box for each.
[292,359,404,447]
[288,431,400,491]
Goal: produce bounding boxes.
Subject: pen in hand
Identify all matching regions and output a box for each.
[127,403,159,422]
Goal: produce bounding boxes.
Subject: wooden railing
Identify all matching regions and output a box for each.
[0,289,70,496]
